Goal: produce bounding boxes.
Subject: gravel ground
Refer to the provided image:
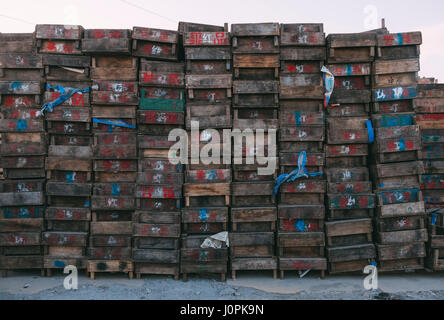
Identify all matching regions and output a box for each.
[1,270,444,300]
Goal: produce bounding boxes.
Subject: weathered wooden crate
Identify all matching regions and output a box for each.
[280,151,324,173]
[415,84,444,114]
[186,104,230,129]
[231,181,274,207]
[279,107,324,127]
[93,133,137,159]
[231,207,276,232]
[0,132,46,156]
[0,206,45,219]
[278,232,325,256]
[233,108,277,130]
[373,86,417,106]
[233,80,279,107]
[376,32,422,60]
[180,235,228,281]
[233,54,280,80]
[325,219,373,247]
[421,174,444,205]
[132,27,178,60]
[371,127,420,164]
[91,80,138,106]
[326,167,369,183]
[370,161,424,190]
[136,185,182,210]
[232,160,277,182]
[279,257,327,279]
[91,56,138,81]
[278,205,325,232]
[327,244,376,274]
[184,183,230,207]
[327,33,376,64]
[229,232,275,258]
[376,215,425,234]
[280,23,325,47]
[327,117,370,144]
[91,183,136,211]
[416,114,444,130]
[0,81,43,100]
[0,53,43,81]
[82,29,131,54]
[377,243,425,272]
[138,86,185,113]
[42,55,90,81]
[178,22,227,34]
[139,59,184,88]
[231,22,279,48]
[137,135,178,159]
[230,257,278,279]
[0,92,41,108]
[279,126,325,153]
[280,75,324,100]
[93,159,137,183]
[279,180,326,206]
[1,155,45,179]
[327,193,375,220]
[280,47,326,67]
[0,180,45,208]
[46,182,91,208]
[182,207,228,234]
[372,58,419,89]
[0,255,44,277]
[184,44,231,74]
[35,24,83,55]
[87,260,133,280]
[0,33,35,54]
[138,158,182,173]
[186,74,232,99]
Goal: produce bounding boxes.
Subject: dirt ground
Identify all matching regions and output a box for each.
[1,269,444,300]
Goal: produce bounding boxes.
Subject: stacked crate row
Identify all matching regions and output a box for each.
[371,32,426,272]
[416,84,444,271]
[230,23,280,279]
[0,32,45,276]
[132,26,183,280]
[324,33,377,274]
[181,22,230,281]
[277,23,327,279]
[35,25,92,276]
[84,29,138,279]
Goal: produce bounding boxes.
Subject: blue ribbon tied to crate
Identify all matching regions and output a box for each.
[40,84,90,114]
[273,151,323,197]
[92,118,136,130]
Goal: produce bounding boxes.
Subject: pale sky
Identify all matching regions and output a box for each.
[1,0,443,81]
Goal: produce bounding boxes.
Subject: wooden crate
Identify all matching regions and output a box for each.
[0,33,35,54]
[42,55,90,81]
[186,104,231,129]
[278,257,326,279]
[91,56,137,81]
[231,181,274,207]
[35,24,83,55]
[230,257,278,279]
[181,206,227,235]
[231,207,276,232]
[278,205,325,233]
[279,75,323,100]
[184,183,230,207]
[328,244,376,274]
[181,235,228,281]
[0,53,43,81]
[370,161,424,190]
[326,219,373,247]
[327,193,375,220]
[232,161,277,182]
[376,32,422,60]
[82,29,131,54]
[87,260,133,280]
[233,108,278,130]
[327,33,376,64]
[132,27,179,60]
[279,180,326,206]
[327,117,370,144]
[233,80,279,107]
[377,243,425,272]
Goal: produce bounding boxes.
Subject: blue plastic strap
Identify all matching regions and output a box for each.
[92,118,136,129]
[366,120,374,143]
[273,151,323,196]
[41,84,90,114]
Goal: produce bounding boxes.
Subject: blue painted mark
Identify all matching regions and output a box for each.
[398,138,406,151]
[111,184,120,196]
[177,163,182,170]
[199,209,209,222]
[11,81,22,91]
[66,172,74,183]
[107,125,113,133]
[18,208,30,218]
[346,64,353,75]
[54,260,66,268]
[177,203,181,209]
[432,213,437,225]
[83,201,90,207]
[381,114,413,127]
[380,183,384,188]
[295,219,306,232]
[208,170,216,181]
[371,261,377,267]
[294,112,301,126]
[397,33,404,45]
[17,120,27,132]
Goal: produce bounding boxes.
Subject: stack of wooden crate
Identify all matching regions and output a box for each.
[132,27,183,280]
[35,25,92,276]
[370,32,426,272]
[83,29,137,279]
[0,32,45,276]
[324,33,377,274]
[230,23,280,279]
[181,22,230,281]
[416,83,444,271]
[277,23,327,279]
